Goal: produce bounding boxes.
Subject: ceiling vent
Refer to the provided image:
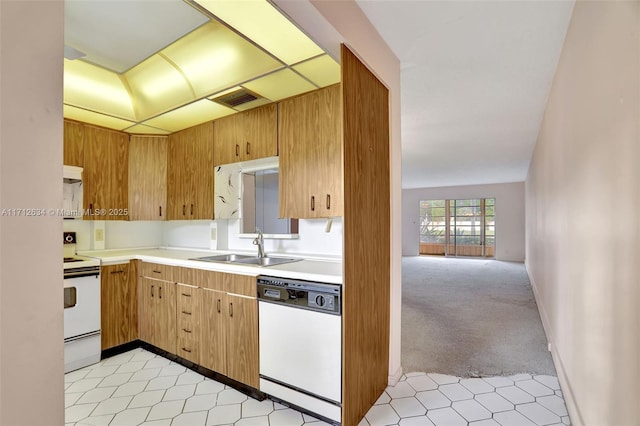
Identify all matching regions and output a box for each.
[211,88,263,108]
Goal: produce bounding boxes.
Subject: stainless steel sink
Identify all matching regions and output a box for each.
[231,256,302,267]
[190,254,255,263]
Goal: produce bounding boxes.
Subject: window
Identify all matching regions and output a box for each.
[419,198,495,257]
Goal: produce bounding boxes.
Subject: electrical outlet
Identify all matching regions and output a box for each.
[95,228,104,242]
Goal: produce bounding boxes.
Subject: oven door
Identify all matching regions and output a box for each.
[64,271,100,339]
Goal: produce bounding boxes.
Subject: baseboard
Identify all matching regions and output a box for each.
[525,263,584,426]
[388,365,403,386]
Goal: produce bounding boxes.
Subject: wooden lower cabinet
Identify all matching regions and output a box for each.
[101,262,137,350]
[138,277,176,354]
[199,288,259,388]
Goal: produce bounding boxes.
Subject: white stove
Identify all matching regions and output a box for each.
[63,232,102,372]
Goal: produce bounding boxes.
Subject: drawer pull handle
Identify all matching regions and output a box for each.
[159,206,162,217]
[181,310,192,316]
[159,287,162,299]
[110,270,124,274]
[151,285,154,298]
[182,347,192,353]
[246,141,250,155]
[181,293,191,297]
[182,205,186,216]
[229,302,233,318]
[310,196,315,211]
[152,270,161,274]
[217,299,221,313]
[190,204,194,215]
[182,328,192,334]
[235,144,239,157]
[326,194,331,210]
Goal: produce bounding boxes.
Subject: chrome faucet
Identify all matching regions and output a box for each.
[253,228,265,258]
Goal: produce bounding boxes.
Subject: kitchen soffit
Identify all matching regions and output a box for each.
[63,0,340,135]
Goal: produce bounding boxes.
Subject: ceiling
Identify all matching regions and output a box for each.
[356,0,575,189]
[63,0,339,134]
[65,0,576,189]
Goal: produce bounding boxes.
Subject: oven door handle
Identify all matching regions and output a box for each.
[64,269,100,279]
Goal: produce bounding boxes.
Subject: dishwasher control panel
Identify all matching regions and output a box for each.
[257,276,341,315]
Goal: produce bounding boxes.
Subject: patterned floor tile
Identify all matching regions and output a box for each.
[64,348,571,426]
[390,396,427,417]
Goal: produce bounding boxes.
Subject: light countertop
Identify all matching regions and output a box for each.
[78,247,343,284]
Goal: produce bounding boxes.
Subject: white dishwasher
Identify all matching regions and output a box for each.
[257,276,342,424]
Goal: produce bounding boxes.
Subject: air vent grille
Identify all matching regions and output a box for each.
[211,88,261,108]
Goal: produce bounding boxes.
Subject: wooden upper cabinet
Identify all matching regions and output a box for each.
[167,121,214,220]
[213,104,277,166]
[128,135,168,220]
[63,120,84,167]
[83,125,129,220]
[279,84,343,218]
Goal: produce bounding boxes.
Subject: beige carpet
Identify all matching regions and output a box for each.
[402,256,556,377]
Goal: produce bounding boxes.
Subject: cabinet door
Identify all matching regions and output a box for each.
[138,277,156,345]
[213,114,242,166]
[155,282,176,354]
[129,136,167,220]
[83,125,129,220]
[63,120,84,167]
[279,84,342,218]
[101,263,137,350]
[225,294,259,388]
[190,122,214,219]
[167,122,214,220]
[242,104,277,161]
[199,289,227,375]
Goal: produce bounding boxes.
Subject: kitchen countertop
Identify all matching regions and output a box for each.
[78,247,343,284]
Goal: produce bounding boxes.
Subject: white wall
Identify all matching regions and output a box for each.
[526,1,639,424]
[403,182,525,261]
[0,1,65,423]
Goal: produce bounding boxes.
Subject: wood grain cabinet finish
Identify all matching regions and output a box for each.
[63,119,84,167]
[167,122,214,220]
[213,104,277,166]
[83,125,129,220]
[278,84,343,218]
[101,262,138,350]
[176,284,200,363]
[128,135,168,220]
[138,264,178,354]
[199,289,259,388]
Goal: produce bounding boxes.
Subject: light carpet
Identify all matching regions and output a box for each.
[402,256,556,377]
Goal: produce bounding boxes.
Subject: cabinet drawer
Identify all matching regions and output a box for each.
[228,274,258,297]
[177,335,198,363]
[140,262,176,282]
[179,268,227,292]
[177,285,196,309]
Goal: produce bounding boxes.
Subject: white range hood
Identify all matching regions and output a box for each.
[63,165,83,183]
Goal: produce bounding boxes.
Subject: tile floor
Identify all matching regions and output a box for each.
[65,348,571,426]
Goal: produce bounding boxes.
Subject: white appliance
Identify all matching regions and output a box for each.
[63,165,83,219]
[257,276,342,424]
[63,232,101,372]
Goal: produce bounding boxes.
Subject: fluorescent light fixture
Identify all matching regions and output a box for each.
[64,59,136,121]
[195,0,324,65]
[141,99,236,132]
[63,105,136,131]
[243,69,316,101]
[122,124,172,135]
[292,55,341,87]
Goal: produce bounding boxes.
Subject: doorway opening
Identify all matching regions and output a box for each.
[419,198,495,258]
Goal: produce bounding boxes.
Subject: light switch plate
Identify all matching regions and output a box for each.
[95,228,104,242]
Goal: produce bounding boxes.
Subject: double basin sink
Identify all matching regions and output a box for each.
[190,253,302,267]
